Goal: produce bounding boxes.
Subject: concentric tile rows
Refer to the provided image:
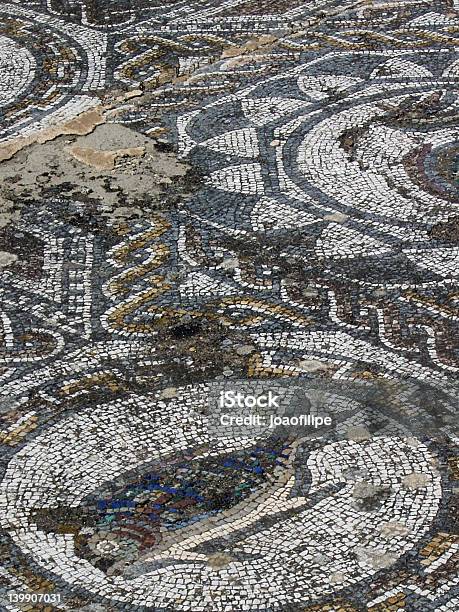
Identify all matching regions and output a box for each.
[0,0,458,610]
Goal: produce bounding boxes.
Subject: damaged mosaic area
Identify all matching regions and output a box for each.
[0,0,458,610]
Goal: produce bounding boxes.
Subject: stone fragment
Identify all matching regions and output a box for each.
[206,552,234,569]
[311,553,329,564]
[403,472,430,490]
[302,286,319,298]
[236,345,255,356]
[67,123,148,169]
[159,387,178,399]
[329,571,345,584]
[67,146,117,170]
[323,211,349,223]
[298,359,329,372]
[346,426,372,442]
[355,546,397,569]
[352,481,382,499]
[221,257,239,270]
[0,251,17,267]
[379,521,411,538]
[68,145,145,170]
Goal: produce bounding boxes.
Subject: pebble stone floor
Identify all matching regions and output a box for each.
[0,0,459,610]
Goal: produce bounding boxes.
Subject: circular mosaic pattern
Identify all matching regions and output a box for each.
[0,6,106,145]
[179,50,459,288]
[0,35,35,107]
[0,383,451,610]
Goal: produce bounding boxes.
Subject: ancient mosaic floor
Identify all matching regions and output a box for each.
[0,0,459,610]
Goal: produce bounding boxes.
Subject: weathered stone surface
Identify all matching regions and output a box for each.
[0,1,456,610]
